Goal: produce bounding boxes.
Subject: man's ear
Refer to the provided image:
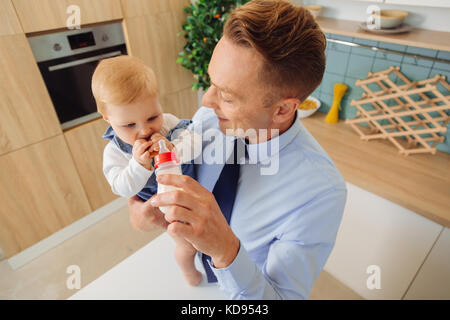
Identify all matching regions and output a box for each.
[272,97,299,124]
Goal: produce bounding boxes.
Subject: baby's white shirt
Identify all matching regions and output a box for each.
[103,113,201,198]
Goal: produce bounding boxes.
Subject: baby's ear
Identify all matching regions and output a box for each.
[101,114,109,122]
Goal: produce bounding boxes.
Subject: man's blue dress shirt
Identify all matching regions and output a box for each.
[191,107,347,299]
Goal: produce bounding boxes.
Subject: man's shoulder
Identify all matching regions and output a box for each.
[192,107,217,123]
[284,120,346,190]
[189,107,220,136]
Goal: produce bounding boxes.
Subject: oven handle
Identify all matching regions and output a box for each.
[48,51,122,72]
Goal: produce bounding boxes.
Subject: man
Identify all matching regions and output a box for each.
[128,0,347,299]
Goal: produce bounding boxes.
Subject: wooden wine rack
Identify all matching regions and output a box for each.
[347,66,450,155]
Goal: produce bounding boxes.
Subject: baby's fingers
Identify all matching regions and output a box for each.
[150,133,163,142]
[137,141,153,154]
[149,143,159,153]
[142,150,151,160]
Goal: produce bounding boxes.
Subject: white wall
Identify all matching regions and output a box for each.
[294,0,450,32]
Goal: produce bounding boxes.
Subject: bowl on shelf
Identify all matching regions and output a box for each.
[297,96,321,118]
[372,9,408,29]
[304,5,322,19]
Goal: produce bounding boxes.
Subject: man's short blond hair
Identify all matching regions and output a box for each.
[91,55,159,114]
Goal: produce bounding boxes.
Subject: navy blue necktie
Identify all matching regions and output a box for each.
[201,139,242,283]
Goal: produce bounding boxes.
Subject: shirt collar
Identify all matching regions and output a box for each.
[102,125,115,140]
[245,111,302,164]
[102,125,133,154]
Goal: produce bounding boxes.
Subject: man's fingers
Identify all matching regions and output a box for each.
[131,194,158,212]
[128,195,169,231]
[151,188,197,210]
[165,205,195,224]
[167,221,193,240]
[128,195,151,212]
[128,195,142,206]
[128,195,152,230]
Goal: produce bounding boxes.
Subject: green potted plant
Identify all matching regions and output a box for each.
[177,0,250,91]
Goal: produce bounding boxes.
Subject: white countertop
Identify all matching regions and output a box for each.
[69,232,227,300]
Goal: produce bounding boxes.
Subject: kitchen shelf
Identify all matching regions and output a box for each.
[300,111,450,228]
[316,17,450,52]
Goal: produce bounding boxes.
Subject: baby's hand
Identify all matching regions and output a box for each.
[132,139,154,170]
[149,133,175,153]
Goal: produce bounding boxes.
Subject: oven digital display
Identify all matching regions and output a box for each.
[67,32,96,50]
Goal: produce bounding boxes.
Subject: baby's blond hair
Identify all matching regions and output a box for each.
[91,55,159,114]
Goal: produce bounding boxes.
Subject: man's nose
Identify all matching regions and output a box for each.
[201,85,219,110]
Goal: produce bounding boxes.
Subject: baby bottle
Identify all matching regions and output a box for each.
[154,139,182,214]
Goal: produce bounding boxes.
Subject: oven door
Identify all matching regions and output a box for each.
[38,44,127,130]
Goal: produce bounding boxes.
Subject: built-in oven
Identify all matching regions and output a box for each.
[28,22,127,130]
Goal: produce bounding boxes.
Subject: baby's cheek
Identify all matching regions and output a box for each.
[112,128,132,145]
[154,126,163,135]
[122,132,136,144]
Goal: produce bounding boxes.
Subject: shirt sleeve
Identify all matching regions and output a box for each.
[103,142,154,197]
[210,187,347,300]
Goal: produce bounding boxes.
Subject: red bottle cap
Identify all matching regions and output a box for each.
[154,152,178,169]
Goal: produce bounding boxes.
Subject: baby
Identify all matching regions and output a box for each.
[92,55,203,286]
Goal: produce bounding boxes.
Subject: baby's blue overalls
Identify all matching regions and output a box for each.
[102,119,196,201]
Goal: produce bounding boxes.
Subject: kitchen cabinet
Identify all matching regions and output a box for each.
[121,0,197,116]
[404,227,450,299]
[122,0,195,97]
[0,0,198,261]
[12,0,123,33]
[0,0,23,35]
[64,119,118,211]
[121,0,188,18]
[0,135,92,258]
[0,33,61,156]
[161,87,199,119]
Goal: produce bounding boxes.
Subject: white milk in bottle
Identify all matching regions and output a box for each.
[154,139,182,214]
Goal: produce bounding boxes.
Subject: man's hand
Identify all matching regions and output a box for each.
[150,174,240,269]
[128,195,169,232]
